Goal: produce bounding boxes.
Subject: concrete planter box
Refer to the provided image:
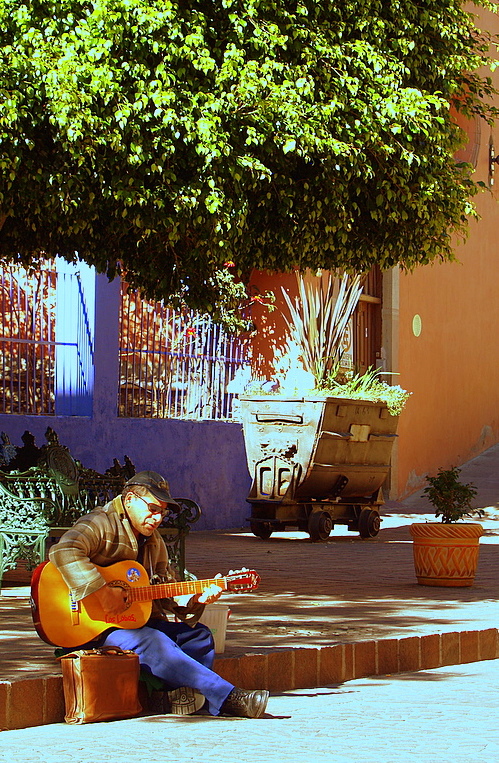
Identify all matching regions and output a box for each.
[239,395,399,541]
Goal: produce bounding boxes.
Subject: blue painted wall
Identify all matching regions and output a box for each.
[0,274,251,531]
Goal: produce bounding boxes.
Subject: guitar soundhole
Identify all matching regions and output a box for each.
[108,579,132,609]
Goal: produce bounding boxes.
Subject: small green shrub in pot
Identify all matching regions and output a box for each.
[423,466,483,524]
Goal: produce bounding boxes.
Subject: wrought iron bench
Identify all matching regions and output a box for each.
[0,428,201,587]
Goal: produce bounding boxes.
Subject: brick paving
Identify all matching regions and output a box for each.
[1,443,499,744]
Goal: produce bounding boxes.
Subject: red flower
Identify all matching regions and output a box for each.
[185,327,197,337]
[224,261,235,268]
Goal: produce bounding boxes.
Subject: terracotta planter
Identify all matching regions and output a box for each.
[409,522,484,587]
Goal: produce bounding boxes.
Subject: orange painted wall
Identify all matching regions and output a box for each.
[247,270,297,378]
[395,185,499,496]
[393,4,499,497]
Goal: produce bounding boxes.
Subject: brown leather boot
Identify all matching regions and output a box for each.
[220,688,269,718]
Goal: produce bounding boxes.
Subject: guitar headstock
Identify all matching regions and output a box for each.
[225,568,260,592]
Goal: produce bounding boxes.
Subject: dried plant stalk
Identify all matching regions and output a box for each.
[280,271,365,384]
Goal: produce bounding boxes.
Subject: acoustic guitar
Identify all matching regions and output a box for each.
[30,560,260,648]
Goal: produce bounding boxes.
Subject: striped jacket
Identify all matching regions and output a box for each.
[48,496,199,621]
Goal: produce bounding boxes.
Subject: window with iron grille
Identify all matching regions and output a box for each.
[119,286,250,421]
[0,259,95,416]
[0,263,57,415]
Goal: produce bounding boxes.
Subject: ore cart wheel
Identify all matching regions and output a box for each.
[308,511,333,542]
[358,508,381,538]
[250,521,273,540]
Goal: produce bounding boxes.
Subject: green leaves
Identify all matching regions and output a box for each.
[0,0,496,319]
[423,466,482,523]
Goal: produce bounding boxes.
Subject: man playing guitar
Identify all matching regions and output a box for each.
[47,470,268,718]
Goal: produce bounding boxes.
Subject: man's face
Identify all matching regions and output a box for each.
[124,490,169,536]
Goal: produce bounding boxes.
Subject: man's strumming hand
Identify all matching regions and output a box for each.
[94,583,129,615]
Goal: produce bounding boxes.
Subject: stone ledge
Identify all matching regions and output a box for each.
[2,628,498,731]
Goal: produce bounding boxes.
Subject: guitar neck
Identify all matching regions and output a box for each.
[130,577,228,603]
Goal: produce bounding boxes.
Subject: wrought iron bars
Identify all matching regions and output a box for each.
[0,264,57,415]
[119,288,250,421]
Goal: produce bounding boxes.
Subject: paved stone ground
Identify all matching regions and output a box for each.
[1,659,498,762]
[2,504,499,680]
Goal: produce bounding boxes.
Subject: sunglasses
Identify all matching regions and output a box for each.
[133,493,170,519]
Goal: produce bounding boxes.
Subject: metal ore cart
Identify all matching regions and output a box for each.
[239,395,400,541]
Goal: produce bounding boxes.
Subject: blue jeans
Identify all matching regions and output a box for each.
[100,619,234,715]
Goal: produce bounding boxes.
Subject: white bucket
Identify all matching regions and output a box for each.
[199,604,230,653]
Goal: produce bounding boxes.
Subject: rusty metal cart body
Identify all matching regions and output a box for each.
[239,395,399,540]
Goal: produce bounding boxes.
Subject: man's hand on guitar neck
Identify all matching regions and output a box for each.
[175,574,224,608]
[195,581,224,606]
[94,583,129,616]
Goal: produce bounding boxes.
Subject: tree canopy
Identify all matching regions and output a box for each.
[0,0,497,319]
